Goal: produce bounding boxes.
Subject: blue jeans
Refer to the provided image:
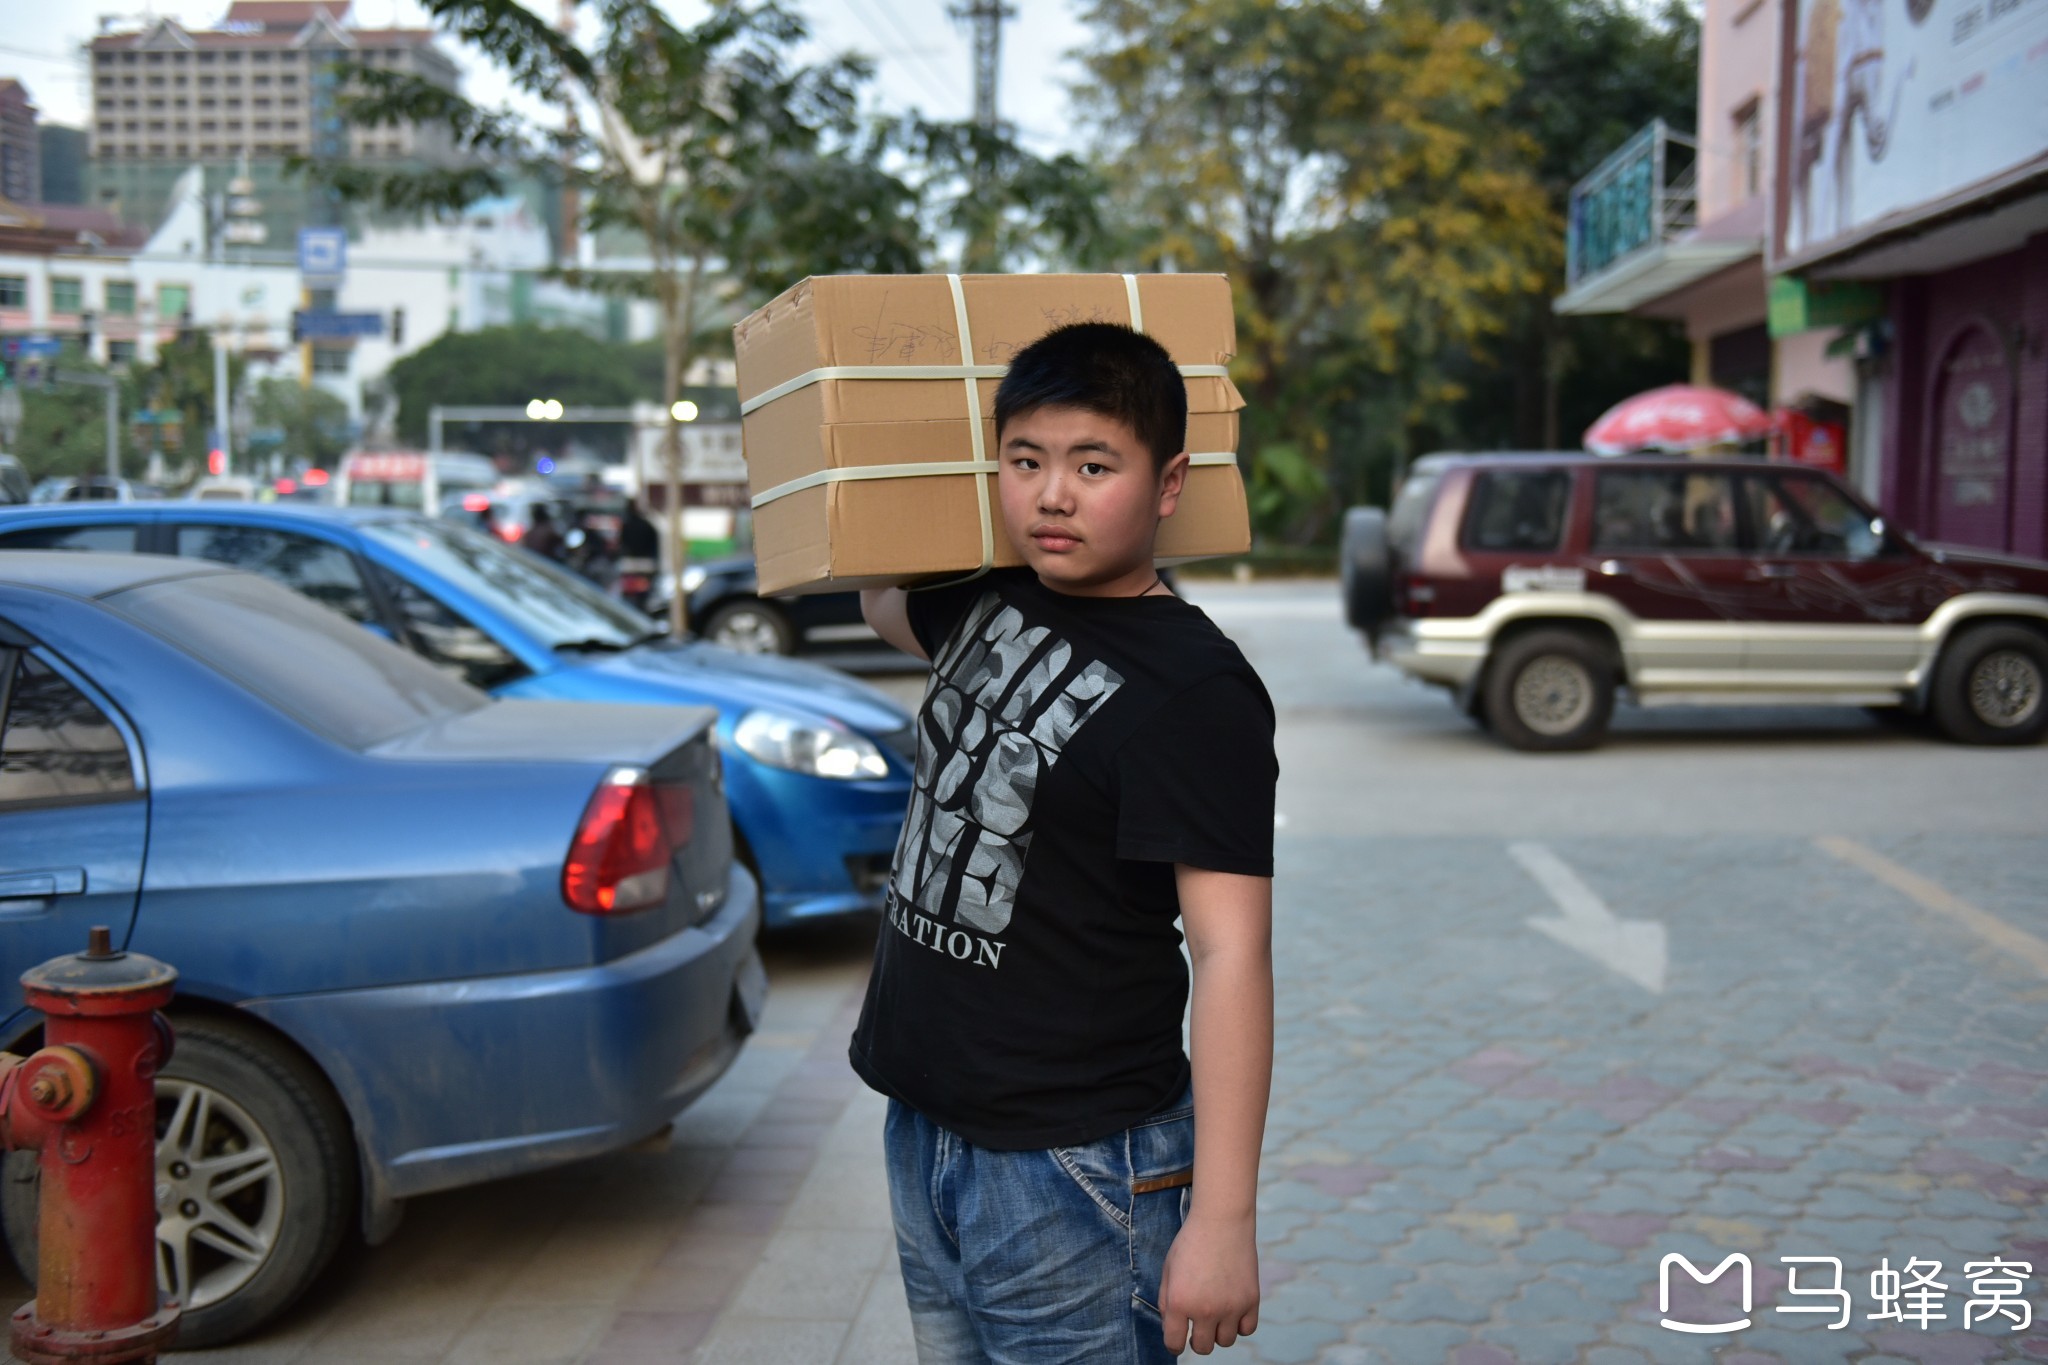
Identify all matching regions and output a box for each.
[883,1093,1195,1364]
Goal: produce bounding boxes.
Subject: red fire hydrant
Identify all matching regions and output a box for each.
[0,927,179,1365]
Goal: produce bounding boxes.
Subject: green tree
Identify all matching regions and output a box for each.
[250,377,352,466]
[303,0,932,633]
[384,324,652,445]
[133,333,245,470]
[14,370,137,483]
[1075,0,1554,541]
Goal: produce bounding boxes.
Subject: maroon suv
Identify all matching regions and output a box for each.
[1342,453,2048,751]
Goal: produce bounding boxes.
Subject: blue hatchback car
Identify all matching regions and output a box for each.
[0,504,916,927]
[0,552,764,1346]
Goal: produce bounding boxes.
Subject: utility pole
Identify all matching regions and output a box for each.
[950,0,1015,132]
[950,0,1015,269]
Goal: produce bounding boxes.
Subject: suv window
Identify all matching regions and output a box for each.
[1387,468,1444,557]
[1743,473,1882,557]
[0,524,138,553]
[106,570,487,750]
[1593,470,1739,553]
[367,562,527,691]
[1463,470,1570,552]
[176,525,374,623]
[0,654,137,804]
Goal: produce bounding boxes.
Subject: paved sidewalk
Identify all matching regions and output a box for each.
[13,580,2039,1364]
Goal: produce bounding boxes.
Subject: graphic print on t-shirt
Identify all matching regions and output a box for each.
[887,591,1125,963]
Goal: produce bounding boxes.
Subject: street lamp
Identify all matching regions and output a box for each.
[525,398,564,421]
[670,399,699,423]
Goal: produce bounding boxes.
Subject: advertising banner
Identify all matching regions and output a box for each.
[1777,0,2048,263]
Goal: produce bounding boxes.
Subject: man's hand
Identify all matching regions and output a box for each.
[860,587,928,662]
[1159,1209,1260,1353]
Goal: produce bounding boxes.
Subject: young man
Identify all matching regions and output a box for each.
[855,322,1277,1362]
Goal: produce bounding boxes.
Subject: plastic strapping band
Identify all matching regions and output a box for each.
[738,360,1231,415]
[1122,273,1144,332]
[946,273,994,580]
[749,451,1239,510]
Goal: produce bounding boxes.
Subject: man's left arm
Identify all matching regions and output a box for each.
[1159,864,1273,1356]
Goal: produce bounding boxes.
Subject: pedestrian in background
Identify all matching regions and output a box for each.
[857,323,1278,1362]
[524,503,565,562]
[616,497,660,613]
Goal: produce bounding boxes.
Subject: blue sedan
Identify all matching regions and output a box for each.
[0,503,916,927]
[0,552,763,1346]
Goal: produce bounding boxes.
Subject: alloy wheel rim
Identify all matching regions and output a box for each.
[1515,656,1594,736]
[1968,650,2042,728]
[713,610,784,654]
[156,1078,283,1310]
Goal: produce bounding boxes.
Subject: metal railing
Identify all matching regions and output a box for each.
[1565,120,1699,289]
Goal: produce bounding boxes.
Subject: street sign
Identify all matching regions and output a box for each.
[297,226,347,282]
[292,310,384,340]
[1,337,63,359]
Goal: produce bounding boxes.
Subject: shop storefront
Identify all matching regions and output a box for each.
[1770,0,2047,556]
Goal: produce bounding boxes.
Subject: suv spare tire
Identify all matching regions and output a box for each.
[1341,507,1393,634]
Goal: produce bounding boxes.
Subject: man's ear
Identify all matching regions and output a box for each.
[1156,451,1191,519]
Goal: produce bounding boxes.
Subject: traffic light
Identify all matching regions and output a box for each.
[389,307,405,347]
[208,448,226,476]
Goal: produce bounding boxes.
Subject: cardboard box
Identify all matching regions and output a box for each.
[734,273,1250,596]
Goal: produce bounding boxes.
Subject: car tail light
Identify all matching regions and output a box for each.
[1401,574,1438,617]
[562,767,695,914]
[463,492,491,513]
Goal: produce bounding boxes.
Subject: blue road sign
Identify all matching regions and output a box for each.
[293,310,383,340]
[298,226,347,281]
[1,337,63,359]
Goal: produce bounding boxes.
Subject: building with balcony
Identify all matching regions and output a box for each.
[1557,0,2046,558]
[1555,0,1854,424]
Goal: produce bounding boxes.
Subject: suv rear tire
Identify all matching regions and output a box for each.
[1484,629,1616,752]
[1931,623,2048,746]
[1340,507,1392,634]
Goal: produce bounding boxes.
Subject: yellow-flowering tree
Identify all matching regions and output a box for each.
[1077,0,1554,539]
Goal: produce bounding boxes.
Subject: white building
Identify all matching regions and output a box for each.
[1,167,661,428]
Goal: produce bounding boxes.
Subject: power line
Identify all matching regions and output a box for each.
[838,0,970,116]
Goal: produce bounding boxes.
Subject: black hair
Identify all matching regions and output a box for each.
[993,323,1186,472]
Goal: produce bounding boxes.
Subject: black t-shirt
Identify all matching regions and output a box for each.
[849,569,1278,1150]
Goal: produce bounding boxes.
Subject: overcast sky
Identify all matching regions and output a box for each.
[0,0,1093,151]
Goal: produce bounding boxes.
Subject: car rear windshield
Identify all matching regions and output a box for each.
[1387,468,1444,556]
[1463,469,1571,553]
[107,569,488,749]
[362,518,656,652]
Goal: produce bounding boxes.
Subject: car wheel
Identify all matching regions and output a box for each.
[704,599,797,655]
[1484,629,1615,752]
[2,1016,356,1350]
[1340,507,1392,634]
[1931,624,2048,746]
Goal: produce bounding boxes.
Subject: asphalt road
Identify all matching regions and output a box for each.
[18,578,2041,1364]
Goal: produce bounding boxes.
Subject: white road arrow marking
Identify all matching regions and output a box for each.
[1509,841,1667,994]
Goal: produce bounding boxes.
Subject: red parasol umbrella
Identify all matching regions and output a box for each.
[1583,384,1773,455]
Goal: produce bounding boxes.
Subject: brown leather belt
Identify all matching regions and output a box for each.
[1131,1169,1194,1195]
